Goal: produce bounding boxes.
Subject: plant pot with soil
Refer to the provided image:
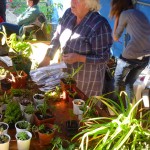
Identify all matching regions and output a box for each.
[0,134,11,150]
[19,98,32,113]
[0,122,9,134]
[16,131,32,150]
[15,120,30,133]
[9,71,28,89]
[33,100,55,126]
[38,123,57,146]
[3,101,22,129]
[33,93,45,106]
[1,78,11,92]
[23,104,35,123]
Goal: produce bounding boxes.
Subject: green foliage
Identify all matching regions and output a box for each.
[17,121,30,130]
[11,89,23,97]
[4,101,22,124]
[24,104,35,114]
[0,92,12,105]
[37,100,49,116]
[45,86,61,102]
[73,92,150,150]
[0,135,9,143]
[50,137,77,150]
[46,2,63,21]
[64,64,83,85]
[17,132,29,140]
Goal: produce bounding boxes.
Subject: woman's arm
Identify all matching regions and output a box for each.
[113,16,119,41]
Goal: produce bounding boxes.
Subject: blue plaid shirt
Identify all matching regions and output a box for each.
[47,8,113,97]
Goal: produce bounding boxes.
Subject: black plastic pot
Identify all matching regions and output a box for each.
[1,78,11,92]
[65,120,78,137]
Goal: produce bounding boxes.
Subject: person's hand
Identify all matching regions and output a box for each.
[62,53,86,64]
[38,56,51,68]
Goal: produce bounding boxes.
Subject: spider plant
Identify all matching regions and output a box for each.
[73,91,150,150]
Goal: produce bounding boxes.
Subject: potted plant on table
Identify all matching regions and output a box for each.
[34,100,55,125]
[3,101,22,128]
[0,133,11,150]
[60,64,83,101]
[73,92,150,150]
[15,131,32,150]
[23,104,35,123]
[38,123,58,146]
[11,89,23,102]
[15,120,30,133]
[0,122,9,134]
[65,109,79,137]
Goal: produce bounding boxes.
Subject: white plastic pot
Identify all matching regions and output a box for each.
[33,94,44,106]
[16,131,32,150]
[0,134,11,150]
[15,121,30,133]
[0,122,9,134]
[72,99,85,115]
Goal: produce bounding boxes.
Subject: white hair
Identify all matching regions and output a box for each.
[85,0,101,11]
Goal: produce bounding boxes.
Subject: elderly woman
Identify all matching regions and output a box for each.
[0,0,40,36]
[110,0,150,102]
[39,0,113,98]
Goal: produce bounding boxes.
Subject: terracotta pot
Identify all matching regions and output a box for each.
[10,71,28,89]
[38,123,55,146]
[33,111,55,126]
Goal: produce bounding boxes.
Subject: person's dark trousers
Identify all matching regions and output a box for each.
[114,55,149,104]
[0,22,21,36]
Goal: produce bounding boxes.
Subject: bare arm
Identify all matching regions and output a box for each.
[113,16,119,41]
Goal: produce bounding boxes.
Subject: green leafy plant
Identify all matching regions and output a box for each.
[0,92,12,105]
[4,101,22,124]
[37,100,49,116]
[46,2,63,22]
[38,124,59,134]
[11,89,23,97]
[17,131,29,140]
[17,121,30,130]
[64,64,83,85]
[73,91,150,150]
[24,104,34,114]
[50,137,77,150]
[0,134,9,144]
[45,86,61,102]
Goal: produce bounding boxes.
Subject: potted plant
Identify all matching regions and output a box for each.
[51,137,77,150]
[38,123,58,146]
[9,70,28,89]
[33,100,55,125]
[0,133,11,150]
[19,98,32,113]
[33,93,45,106]
[11,89,23,102]
[3,32,33,75]
[0,92,11,111]
[72,99,85,116]
[0,78,11,92]
[45,86,62,102]
[15,131,32,150]
[73,92,150,150]
[0,122,9,134]
[65,109,79,137]
[23,104,35,123]
[3,101,22,128]
[15,120,30,133]
[60,64,83,100]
